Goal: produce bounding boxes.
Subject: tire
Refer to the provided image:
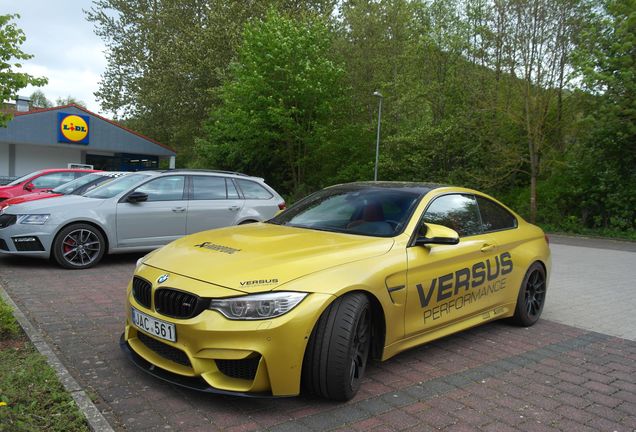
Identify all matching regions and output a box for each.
[510,262,547,326]
[52,223,106,269]
[302,293,371,401]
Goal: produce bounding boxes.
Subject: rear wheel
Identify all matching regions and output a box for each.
[52,223,105,269]
[511,262,546,326]
[302,293,371,401]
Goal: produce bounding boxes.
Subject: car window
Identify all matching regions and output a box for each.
[192,176,227,200]
[52,173,103,194]
[236,179,273,199]
[227,179,239,199]
[31,172,78,189]
[85,173,150,199]
[476,196,517,232]
[7,170,43,186]
[270,188,421,237]
[423,194,482,237]
[135,176,185,202]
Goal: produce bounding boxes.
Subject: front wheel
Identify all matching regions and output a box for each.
[52,223,106,269]
[302,293,371,401]
[510,262,547,326]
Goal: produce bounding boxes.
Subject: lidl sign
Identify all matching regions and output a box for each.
[58,113,89,144]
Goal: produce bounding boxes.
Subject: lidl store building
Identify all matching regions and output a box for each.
[0,104,176,179]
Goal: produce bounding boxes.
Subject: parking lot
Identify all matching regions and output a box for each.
[1,236,635,431]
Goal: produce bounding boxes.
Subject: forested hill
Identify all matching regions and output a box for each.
[88,0,635,237]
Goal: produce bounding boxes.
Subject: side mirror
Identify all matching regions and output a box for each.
[414,223,460,246]
[127,191,148,203]
[24,183,35,191]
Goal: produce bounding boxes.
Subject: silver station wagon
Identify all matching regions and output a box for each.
[0,170,285,269]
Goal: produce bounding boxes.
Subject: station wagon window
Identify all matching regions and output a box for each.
[192,176,227,200]
[236,179,272,200]
[227,180,239,199]
[476,196,517,232]
[424,194,482,237]
[31,171,78,189]
[135,176,185,202]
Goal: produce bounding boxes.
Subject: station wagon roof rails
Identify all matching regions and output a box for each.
[162,169,252,177]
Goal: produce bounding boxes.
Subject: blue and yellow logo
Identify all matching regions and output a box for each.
[58,113,89,144]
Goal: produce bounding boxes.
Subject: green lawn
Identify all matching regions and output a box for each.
[0,296,89,432]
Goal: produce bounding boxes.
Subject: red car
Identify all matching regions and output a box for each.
[0,171,128,211]
[0,168,99,203]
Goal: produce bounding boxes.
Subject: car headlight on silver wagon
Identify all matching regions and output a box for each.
[18,214,50,225]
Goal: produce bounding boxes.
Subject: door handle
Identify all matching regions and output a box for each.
[480,243,496,252]
[171,207,186,213]
[228,206,240,211]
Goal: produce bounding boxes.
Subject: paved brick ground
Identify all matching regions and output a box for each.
[1,236,635,431]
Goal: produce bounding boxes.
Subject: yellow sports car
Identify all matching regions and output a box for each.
[121,182,550,400]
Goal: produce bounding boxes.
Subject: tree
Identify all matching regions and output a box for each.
[87,0,336,165]
[198,8,357,197]
[55,96,86,107]
[565,0,636,230]
[0,14,47,125]
[29,89,52,108]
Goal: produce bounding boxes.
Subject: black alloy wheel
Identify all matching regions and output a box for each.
[511,262,547,326]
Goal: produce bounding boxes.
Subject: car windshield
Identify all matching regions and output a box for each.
[51,173,103,194]
[83,173,150,199]
[269,187,422,237]
[6,170,43,186]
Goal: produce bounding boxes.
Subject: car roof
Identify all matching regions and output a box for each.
[95,171,130,177]
[327,181,447,197]
[160,169,262,180]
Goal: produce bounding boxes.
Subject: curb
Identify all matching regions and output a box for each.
[0,284,115,432]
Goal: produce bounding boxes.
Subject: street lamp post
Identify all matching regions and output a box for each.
[373,91,383,181]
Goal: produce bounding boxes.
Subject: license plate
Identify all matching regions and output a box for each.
[131,307,176,342]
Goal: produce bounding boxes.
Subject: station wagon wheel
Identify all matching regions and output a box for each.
[52,223,106,270]
[511,262,546,326]
[302,293,371,401]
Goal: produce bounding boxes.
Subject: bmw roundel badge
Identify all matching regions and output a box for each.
[157,274,169,284]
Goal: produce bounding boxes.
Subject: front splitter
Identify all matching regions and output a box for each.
[119,333,276,398]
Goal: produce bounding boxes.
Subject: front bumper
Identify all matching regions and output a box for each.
[0,220,54,258]
[122,267,332,397]
[119,334,272,397]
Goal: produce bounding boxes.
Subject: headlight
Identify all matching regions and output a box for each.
[18,214,50,225]
[209,292,307,320]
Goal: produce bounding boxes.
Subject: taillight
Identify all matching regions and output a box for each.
[278,202,286,210]
[544,234,550,245]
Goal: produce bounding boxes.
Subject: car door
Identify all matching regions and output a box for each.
[404,193,507,337]
[234,178,277,220]
[185,175,244,234]
[116,175,187,248]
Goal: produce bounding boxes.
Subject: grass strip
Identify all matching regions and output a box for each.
[0,296,89,432]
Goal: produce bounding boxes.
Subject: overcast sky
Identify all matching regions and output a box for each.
[1,0,107,114]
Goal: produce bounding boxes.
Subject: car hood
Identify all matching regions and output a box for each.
[144,223,395,293]
[0,192,61,209]
[5,194,106,213]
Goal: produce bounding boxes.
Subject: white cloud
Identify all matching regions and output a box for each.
[1,0,108,115]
